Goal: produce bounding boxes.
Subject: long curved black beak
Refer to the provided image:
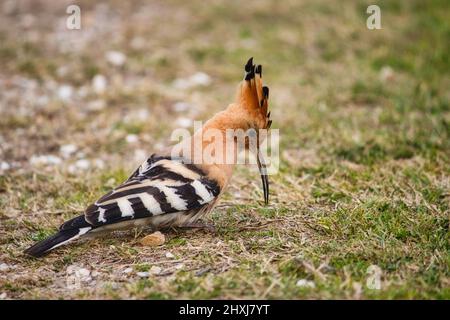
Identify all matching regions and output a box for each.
[257,150,269,205]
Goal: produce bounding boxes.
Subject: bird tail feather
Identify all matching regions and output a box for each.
[24,215,92,258]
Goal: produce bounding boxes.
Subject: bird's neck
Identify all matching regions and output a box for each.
[170,105,251,189]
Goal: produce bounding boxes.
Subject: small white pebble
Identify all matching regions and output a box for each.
[66,266,91,282]
[106,51,126,66]
[0,263,10,272]
[175,263,184,270]
[379,66,394,82]
[189,72,211,86]
[91,271,100,277]
[67,165,77,174]
[30,155,62,166]
[122,267,133,274]
[126,134,139,144]
[93,159,105,169]
[176,117,193,128]
[149,266,162,275]
[137,108,150,119]
[165,252,175,259]
[66,265,76,275]
[106,178,116,187]
[76,268,91,278]
[173,102,191,112]
[172,78,190,90]
[124,108,150,123]
[92,74,107,94]
[75,159,90,170]
[296,279,316,288]
[0,292,7,300]
[0,162,11,171]
[60,144,77,158]
[136,271,149,278]
[57,85,73,101]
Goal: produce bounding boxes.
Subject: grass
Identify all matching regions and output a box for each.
[0,0,449,299]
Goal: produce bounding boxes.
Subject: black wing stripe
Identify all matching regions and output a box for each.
[97,186,154,204]
[129,197,153,219]
[174,184,203,208]
[84,156,221,227]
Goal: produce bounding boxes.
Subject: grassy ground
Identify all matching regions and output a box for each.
[0,0,449,299]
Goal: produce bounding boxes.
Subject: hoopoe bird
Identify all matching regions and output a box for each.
[24,58,271,257]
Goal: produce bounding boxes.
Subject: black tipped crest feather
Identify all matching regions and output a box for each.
[263,86,269,99]
[255,65,262,76]
[244,57,255,80]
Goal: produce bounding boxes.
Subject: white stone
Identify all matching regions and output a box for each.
[149,266,162,275]
[173,102,191,112]
[122,267,133,274]
[190,72,211,86]
[296,279,316,288]
[126,134,139,144]
[165,252,175,259]
[0,162,11,171]
[92,74,107,94]
[30,155,62,166]
[172,72,211,90]
[172,78,190,90]
[57,85,73,101]
[136,108,150,119]
[136,271,149,278]
[0,263,10,272]
[106,51,126,66]
[66,266,92,283]
[93,159,105,169]
[75,159,90,170]
[0,292,6,300]
[379,66,394,82]
[77,268,91,278]
[176,117,193,128]
[60,144,77,158]
[67,165,77,174]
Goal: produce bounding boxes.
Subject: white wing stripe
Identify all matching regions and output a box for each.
[158,186,188,211]
[117,198,134,217]
[50,227,92,250]
[98,207,107,223]
[139,193,163,215]
[191,180,214,204]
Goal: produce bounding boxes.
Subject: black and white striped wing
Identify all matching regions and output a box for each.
[84,155,220,227]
